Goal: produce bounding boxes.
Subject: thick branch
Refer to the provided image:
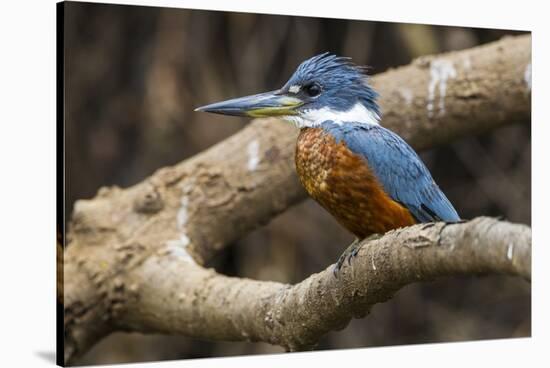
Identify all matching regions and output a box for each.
[63,35,531,364]
[117,218,530,351]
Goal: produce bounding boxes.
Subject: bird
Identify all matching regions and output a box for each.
[195,53,460,276]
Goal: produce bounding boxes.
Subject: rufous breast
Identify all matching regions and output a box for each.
[295,127,416,238]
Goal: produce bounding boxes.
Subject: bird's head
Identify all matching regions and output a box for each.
[195,53,380,127]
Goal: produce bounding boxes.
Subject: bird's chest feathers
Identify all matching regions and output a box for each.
[295,127,415,237]
[295,128,375,199]
[295,128,333,195]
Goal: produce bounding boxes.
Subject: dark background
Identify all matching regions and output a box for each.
[64,2,531,365]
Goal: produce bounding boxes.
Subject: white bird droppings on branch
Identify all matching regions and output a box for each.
[247,140,260,171]
[507,243,514,261]
[427,59,457,117]
[166,235,195,264]
[166,188,195,264]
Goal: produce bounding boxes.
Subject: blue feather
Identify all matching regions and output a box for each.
[282,53,380,115]
[322,121,460,223]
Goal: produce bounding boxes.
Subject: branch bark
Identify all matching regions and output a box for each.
[117,218,530,351]
[63,35,531,364]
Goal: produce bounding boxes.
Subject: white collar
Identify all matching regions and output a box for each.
[284,103,380,128]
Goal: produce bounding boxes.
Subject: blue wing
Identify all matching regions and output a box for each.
[324,121,460,223]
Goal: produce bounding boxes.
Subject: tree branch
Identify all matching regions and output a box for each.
[117,217,530,351]
[63,35,531,364]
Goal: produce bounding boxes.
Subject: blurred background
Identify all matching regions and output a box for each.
[63,2,531,365]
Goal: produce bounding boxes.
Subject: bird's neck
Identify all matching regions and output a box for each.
[284,102,380,129]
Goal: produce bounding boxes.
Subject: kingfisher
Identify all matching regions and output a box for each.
[195,53,460,275]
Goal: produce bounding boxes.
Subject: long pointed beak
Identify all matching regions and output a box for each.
[194,90,303,118]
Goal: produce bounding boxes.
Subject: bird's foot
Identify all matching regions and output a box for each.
[333,234,382,277]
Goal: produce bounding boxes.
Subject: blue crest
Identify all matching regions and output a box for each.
[282,52,380,115]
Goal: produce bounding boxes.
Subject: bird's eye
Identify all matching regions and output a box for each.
[304,82,322,97]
